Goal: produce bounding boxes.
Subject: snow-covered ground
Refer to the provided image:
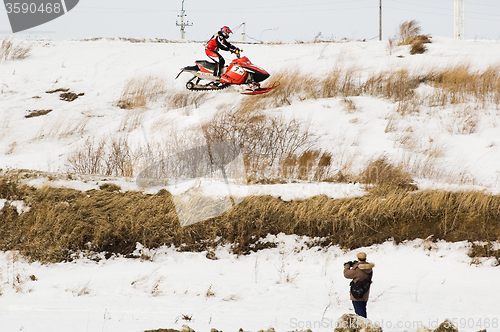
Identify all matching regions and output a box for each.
[2,37,500,191]
[2,37,500,332]
[0,237,499,332]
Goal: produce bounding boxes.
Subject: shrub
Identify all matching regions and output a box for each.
[398,20,422,45]
[66,137,106,175]
[66,136,135,177]
[202,110,319,181]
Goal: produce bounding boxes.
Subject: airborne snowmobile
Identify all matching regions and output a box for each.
[175,49,277,95]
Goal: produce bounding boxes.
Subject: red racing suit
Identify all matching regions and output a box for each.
[205,31,237,76]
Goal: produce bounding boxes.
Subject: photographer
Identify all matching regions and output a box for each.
[343,252,375,318]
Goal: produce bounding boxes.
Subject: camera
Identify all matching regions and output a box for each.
[344,260,358,267]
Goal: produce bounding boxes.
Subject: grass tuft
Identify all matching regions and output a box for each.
[118,75,166,109]
[0,38,31,61]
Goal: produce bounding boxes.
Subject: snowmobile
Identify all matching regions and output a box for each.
[175,49,277,95]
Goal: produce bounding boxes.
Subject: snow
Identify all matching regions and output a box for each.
[0,237,499,332]
[2,37,500,191]
[2,36,500,332]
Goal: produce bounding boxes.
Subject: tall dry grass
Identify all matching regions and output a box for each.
[0,38,31,61]
[118,75,210,111]
[428,64,500,105]
[1,171,500,262]
[264,61,500,109]
[117,75,167,109]
[397,20,431,47]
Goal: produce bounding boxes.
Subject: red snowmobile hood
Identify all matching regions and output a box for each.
[232,56,269,75]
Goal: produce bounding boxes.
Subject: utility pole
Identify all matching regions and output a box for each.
[241,22,246,42]
[176,0,193,39]
[454,0,465,39]
[379,0,382,41]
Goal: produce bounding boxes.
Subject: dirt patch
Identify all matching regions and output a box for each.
[25,109,52,118]
[45,88,84,102]
[60,91,84,102]
[46,88,70,94]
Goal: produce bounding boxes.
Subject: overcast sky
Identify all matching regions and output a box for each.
[1,0,500,42]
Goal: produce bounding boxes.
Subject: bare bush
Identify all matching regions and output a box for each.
[67,136,135,176]
[104,137,134,177]
[0,38,32,61]
[66,137,106,174]
[202,110,319,181]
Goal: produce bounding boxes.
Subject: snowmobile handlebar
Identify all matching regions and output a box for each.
[233,48,243,58]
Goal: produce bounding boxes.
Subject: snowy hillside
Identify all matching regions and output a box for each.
[2,37,500,192]
[1,37,500,332]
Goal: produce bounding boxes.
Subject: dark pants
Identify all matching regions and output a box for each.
[352,301,367,318]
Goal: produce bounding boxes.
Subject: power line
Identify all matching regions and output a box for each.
[176,0,192,39]
[468,0,500,8]
[386,0,449,12]
[386,0,500,19]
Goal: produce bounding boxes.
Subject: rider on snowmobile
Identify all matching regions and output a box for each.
[205,26,239,77]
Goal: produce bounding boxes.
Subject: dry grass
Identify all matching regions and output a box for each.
[321,66,362,98]
[357,156,416,193]
[364,69,417,102]
[261,61,500,111]
[428,64,500,105]
[398,20,428,46]
[1,171,500,262]
[468,242,500,263]
[341,97,359,113]
[119,109,145,132]
[59,117,89,138]
[410,43,427,55]
[0,38,32,61]
[440,105,480,135]
[118,75,166,109]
